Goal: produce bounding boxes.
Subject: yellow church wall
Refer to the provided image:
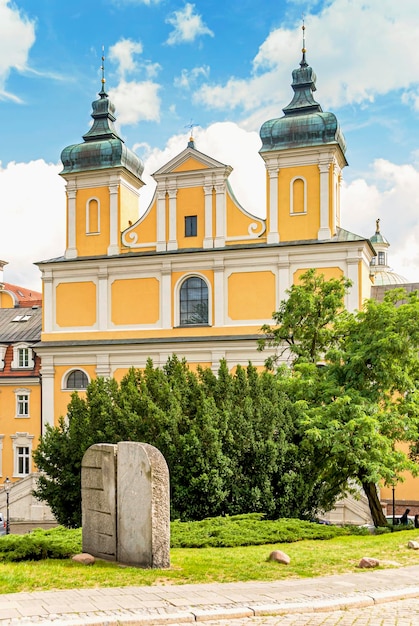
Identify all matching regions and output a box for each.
[176,187,205,249]
[75,187,111,257]
[172,269,214,327]
[111,277,160,325]
[53,364,96,423]
[0,292,14,308]
[56,281,97,327]
[225,195,261,240]
[119,185,140,234]
[173,157,210,172]
[380,442,419,502]
[293,267,343,284]
[277,165,320,241]
[41,323,264,343]
[228,271,276,320]
[122,197,158,251]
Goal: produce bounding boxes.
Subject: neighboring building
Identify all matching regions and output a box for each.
[0,265,42,482]
[35,48,375,429]
[369,220,409,286]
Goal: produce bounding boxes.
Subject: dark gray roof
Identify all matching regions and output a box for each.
[0,307,42,343]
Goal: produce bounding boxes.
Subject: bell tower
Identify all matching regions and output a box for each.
[60,57,144,259]
[259,26,347,244]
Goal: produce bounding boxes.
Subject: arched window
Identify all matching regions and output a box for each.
[180,277,208,325]
[86,198,100,234]
[290,177,307,214]
[66,369,89,390]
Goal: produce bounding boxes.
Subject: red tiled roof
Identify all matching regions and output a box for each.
[2,283,42,307]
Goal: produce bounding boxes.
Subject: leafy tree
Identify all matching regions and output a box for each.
[258,268,352,367]
[260,274,419,527]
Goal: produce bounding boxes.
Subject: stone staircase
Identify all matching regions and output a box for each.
[0,474,55,523]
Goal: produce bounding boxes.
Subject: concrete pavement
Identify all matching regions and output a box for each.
[1,565,419,625]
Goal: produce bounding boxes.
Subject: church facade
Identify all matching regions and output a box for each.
[35,48,375,429]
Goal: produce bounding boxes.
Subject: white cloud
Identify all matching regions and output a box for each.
[109,39,143,78]
[0,160,65,290]
[195,0,419,117]
[0,0,35,100]
[109,79,161,125]
[166,3,214,45]
[110,0,161,5]
[174,65,210,89]
[342,159,419,281]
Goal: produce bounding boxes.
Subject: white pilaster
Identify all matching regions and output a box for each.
[167,188,178,251]
[156,188,167,252]
[278,258,290,304]
[213,259,225,327]
[107,182,120,255]
[42,271,54,333]
[211,351,226,373]
[65,186,78,259]
[40,357,55,432]
[203,183,214,248]
[317,162,331,240]
[214,181,226,247]
[98,268,108,330]
[96,353,111,378]
[161,262,172,328]
[346,258,360,312]
[267,164,280,243]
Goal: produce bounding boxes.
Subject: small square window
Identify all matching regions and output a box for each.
[185,215,197,237]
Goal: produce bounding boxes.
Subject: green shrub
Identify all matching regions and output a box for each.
[0,527,82,562]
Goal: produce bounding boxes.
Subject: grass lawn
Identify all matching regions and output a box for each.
[1,528,419,594]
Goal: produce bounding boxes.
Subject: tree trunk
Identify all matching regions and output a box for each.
[362,481,387,527]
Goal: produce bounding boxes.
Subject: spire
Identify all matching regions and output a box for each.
[82,48,122,143]
[282,22,322,117]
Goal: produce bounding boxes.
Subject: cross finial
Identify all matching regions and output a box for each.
[100,46,107,96]
[185,119,200,147]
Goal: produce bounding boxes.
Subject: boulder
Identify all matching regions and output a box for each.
[72,553,95,565]
[268,550,291,565]
[408,540,419,550]
[358,556,379,568]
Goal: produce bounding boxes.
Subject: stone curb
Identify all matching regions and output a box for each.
[5,585,419,626]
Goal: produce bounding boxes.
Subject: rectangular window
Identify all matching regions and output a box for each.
[17,447,30,475]
[185,215,197,237]
[378,251,386,266]
[18,348,29,368]
[17,394,29,417]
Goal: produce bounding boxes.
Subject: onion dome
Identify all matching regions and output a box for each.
[61,80,144,179]
[260,35,346,158]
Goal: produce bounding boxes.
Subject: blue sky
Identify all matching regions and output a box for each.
[1,0,419,289]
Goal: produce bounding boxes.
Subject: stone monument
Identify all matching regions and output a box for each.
[81,441,170,568]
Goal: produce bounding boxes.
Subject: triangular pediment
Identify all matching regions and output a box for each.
[153,146,232,178]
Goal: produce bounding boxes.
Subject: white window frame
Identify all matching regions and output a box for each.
[11,343,34,369]
[61,368,90,391]
[174,273,212,327]
[0,345,6,370]
[290,176,307,215]
[15,388,31,418]
[11,433,34,477]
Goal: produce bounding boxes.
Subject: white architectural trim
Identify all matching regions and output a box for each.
[61,367,90,390]
[156,188,167,252]
[267,163,280,243]
[318,162,331,240]
[107,182,119,255]
[203,183,214,249]
[290,176,307,215]
[167,188,178,251]
[14,388,31,418]
[174,272,212,327]
[214,180,226,247]
[161,263,172,329]
[40,356,55,432]
[86,196,101,235]
[11,344,34,370]
[65,186,78,259]
[213,260,225,327]
[11,432,34,478]
[0,345,6,370]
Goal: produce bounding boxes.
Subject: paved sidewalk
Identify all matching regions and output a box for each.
[1,565,419,625]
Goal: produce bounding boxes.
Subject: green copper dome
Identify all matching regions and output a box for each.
[260,50,347,157]
[61,85,144,179]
